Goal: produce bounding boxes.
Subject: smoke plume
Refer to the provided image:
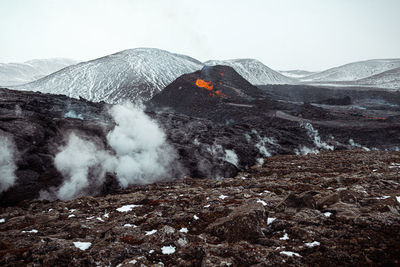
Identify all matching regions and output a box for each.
[0,135,17,193]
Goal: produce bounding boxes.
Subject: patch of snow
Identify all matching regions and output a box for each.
[73,241,91,251]
[145,229,157,236]
[179,227,188,233]
[86,216,94,220]
[280,251,302,257]
[149,249,154,254]
[219,194,228,200]
[280,233,289,240]
[116,204,141,212]
[69,209,76,213]
[193,215,199,220]
[396,196,400,203]
[68,214,75,218]
[129,260,137,264]
[123,224,137,228]
[22,229,38,234]
[0,218,5,223]
[96,217,104,222]
[203,204,210,208]
[48,209,53,212]
[257,199,267,206]
[324,212,332,217]
[267,218,276,225]
[305,241,320,248]
[161,245,176,255]
[104,213,109,218]
[376,196,390,200]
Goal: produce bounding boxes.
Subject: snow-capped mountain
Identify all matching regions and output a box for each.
[348,67,400,90]
[205,59,296,85]
[279,70,316,79]
[14,48,203,104]
[301,59,400,82]
[0,58,77,86]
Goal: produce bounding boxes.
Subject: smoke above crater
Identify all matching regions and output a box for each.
[52,102,179,200]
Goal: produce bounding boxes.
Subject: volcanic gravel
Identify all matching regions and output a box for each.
[1,150,399,266]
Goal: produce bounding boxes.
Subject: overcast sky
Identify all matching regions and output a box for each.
[1,0,399,71]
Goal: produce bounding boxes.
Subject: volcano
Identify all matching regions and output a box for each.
[149,65,281,122]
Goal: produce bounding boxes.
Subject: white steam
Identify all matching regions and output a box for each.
[301,122,334,151]
[206,143,239,167]
[107,103,176,187]
[55,133,114,200]
[64,110,83,120]
[251,129,278,158]
[294,146,319,155]
[348,139,370,151]
[54,102,177,200]
[224,149,239,167]
[0,135,17,193]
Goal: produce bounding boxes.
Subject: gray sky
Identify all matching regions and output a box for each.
[1,0,399,71]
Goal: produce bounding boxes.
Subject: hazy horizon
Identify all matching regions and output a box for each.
[1,0,400,71]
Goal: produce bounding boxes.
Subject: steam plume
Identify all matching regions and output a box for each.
[53,102,177,200]
[0,135,17,193]
[107,102,177,187]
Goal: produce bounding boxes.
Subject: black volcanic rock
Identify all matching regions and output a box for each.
[149,65,276,122]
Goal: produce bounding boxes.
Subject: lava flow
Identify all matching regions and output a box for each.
[195,79,213,90]
[195,79,227,98]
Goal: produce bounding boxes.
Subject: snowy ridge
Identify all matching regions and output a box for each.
[0,58,77,86]
[350,67,400,90]
[278,70,316,79]
[205,59,296,85]
[14,48,203,104]
[301,58,400,82]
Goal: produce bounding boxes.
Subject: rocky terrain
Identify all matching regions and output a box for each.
[1,150,400,266]
[1,64,400,266]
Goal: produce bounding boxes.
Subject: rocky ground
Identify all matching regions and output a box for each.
[1,150,400,266]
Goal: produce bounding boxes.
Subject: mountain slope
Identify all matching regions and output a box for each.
[302,59,400,82]
[350,67,400,90]
[14,48,203,104]
[205,59,296,85]
[279,70,316,79]
[0,58,77,86]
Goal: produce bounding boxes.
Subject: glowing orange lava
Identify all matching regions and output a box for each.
[195,79,213,90]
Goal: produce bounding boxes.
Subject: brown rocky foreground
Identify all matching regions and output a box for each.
[1,150,400,266]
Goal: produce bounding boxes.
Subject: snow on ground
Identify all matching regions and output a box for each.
[376,196,390,200]
[123,224,137,228]
[179,227,188,233]
[219,194,228,199]
[116,204,141,212]
[305,241,321,248]
[0,218,4,223]
[257,199,267,206]
[267,218,276,225]
[324,212,332,217]
[73,241,92,251]
[193,215,199,220]
[161,245,176,255]
[280,232,289,240]
[22,229,38,234]
[280,251,302,257]
[145,230,157,236]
